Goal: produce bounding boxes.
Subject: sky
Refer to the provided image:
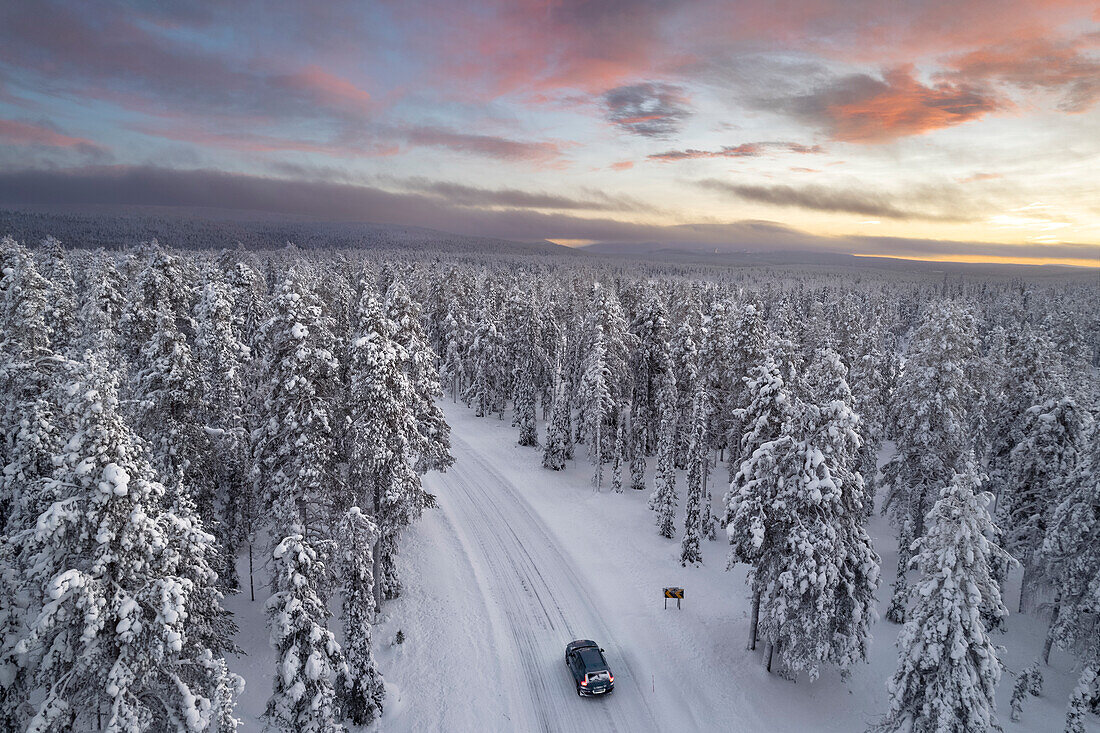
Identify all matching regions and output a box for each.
[0,1,1098,266]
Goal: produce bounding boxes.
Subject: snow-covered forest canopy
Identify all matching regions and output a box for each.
[1,233,1097,732]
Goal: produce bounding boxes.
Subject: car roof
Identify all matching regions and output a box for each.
[578,648,608,671]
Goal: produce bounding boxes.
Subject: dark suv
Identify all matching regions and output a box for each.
[565,639,615,696]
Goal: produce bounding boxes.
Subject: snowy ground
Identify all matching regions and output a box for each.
[225,402,1099,732]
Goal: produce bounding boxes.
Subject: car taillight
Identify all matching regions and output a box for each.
[609,675,614,683]
[580,677,588,686]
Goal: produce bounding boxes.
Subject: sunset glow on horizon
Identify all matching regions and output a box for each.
[0,1,1098,265]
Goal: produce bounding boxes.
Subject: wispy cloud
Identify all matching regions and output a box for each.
[649,141,824,162]
[698,179,980,221]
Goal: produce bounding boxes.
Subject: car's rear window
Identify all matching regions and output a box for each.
[586,671,610,684]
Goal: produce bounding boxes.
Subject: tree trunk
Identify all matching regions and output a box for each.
[764,642,774,672]
[372,538,384,615]
[748,590,761,651]
[1019,562,1031,614]
[248,540,255,602]
[1042,595,1061,665]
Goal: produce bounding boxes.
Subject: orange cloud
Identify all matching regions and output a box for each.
[609,160,634,171]
[797,66,1005,143]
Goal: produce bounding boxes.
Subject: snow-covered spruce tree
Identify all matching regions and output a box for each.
[76,249,125,365]
[799,348,879,673]
[1009,660,1043,722]
[119,241,194,366]
[0,242,63,730]
[542,352,572,471]
[13,353,240,732]
[680,380,708,566]
[254,268,342,542]
[724,354,794,631]
[265,535,348,733]
[0,242,57,532]
[253,270,346,725]
[728,354,790,483]
[649,370,678,538]
[133,302,209,501]
[35,236,78,353]
[439,298,468,400]
[1002,394,1088,613]
[336,507,385,726]
[513,360,540,447]
[881,300,978,623]
[465,304,507,418]
[1064,666,1097,733]
[669,302,701,469]
[875,455,1009,733]
[628,288,672,455]
[194,277,252,589]
[1041,419,1100,676]
[385,278,453,474]
[345,289,423,604]
[728,348,879,679]
[579,324,615,489]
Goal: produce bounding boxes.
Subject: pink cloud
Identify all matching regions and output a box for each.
[277,65,373,114]
[0,118,107,153]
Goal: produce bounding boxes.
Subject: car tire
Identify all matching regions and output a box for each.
[576,685,582,696]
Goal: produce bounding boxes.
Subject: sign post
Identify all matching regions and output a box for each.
[663,587,684,610]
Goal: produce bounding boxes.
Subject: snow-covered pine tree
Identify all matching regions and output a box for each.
[1002,394,1087,613]
[119,241,194,367]
[628,289,672,455]
[133,302,209,502]
[194,277,252,589]
[881,300,978,622]
[76,250,125,365]
[1041,419,1100,679]
[649,370,678,537]
[35,236,78,353]
[798,348,879,673]
[509,299,542,447]
[680,380,708,566]
[336,507,385,726]
[728,354,790,482]
[579,324,615,489]
[465,304,507,418]
[265,534,348,733]
[542,351,572,471]
[345,288,423,603]
[439,298,468,400]
[669,302,701,469]
[1064,666,1097,733]
[254,270,346,724]
[875,454,1009,733]
[254,269,342,542]
[12,353,240,731]
[385,278,453,473]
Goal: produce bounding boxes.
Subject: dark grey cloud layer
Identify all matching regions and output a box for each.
[0,165,1093,263]
[699,179,980,222]
[602,82,691,137]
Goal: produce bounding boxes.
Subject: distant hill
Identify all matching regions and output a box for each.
[0,205,577,256]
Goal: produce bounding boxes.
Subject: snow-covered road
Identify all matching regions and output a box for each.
[436,437,663,732]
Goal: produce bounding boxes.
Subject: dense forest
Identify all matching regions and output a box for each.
[0,235,1096,731]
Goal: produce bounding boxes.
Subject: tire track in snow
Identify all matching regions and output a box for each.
[434,434,662,733]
